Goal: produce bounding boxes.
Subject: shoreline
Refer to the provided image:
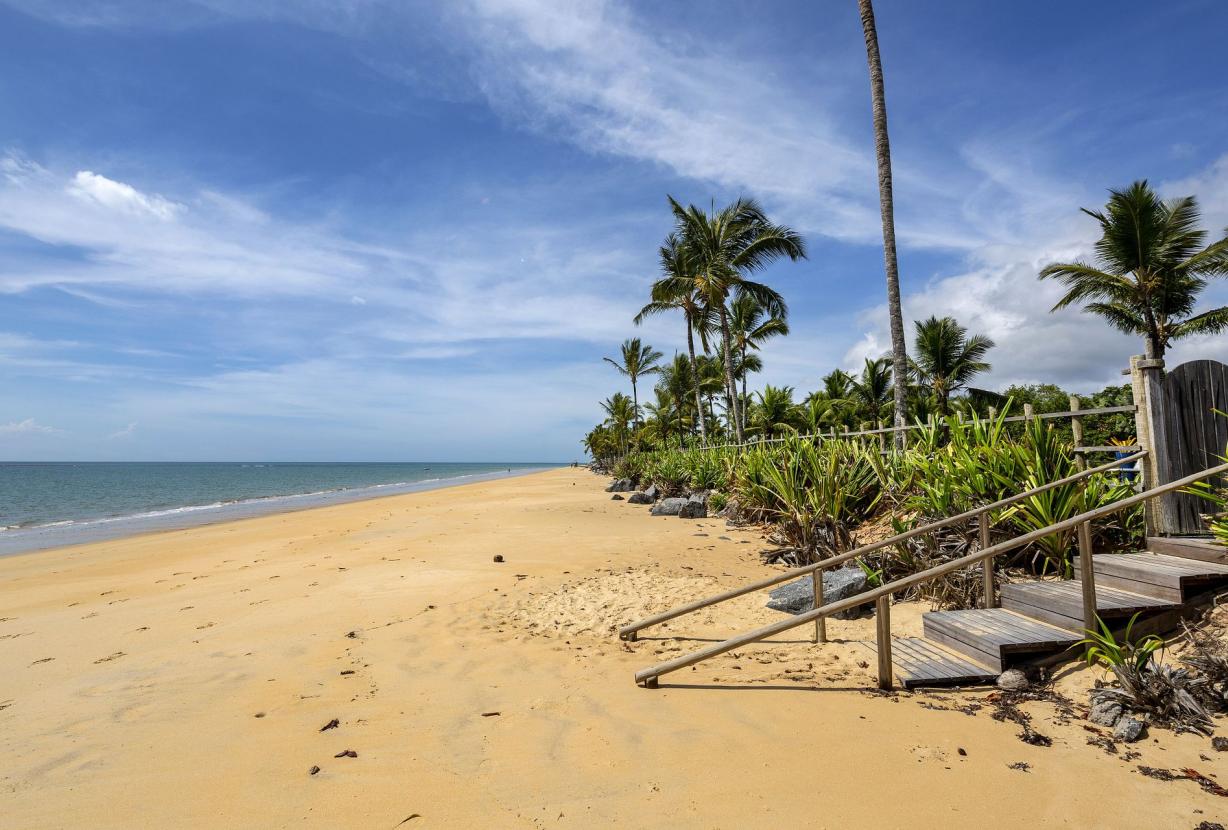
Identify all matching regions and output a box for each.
[1,467,1219,828]
[0,465,561,558]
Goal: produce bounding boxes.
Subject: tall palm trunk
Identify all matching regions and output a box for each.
[719,306,743,442]
[685,318,707,444]
[740,342,749,429]
[630,378,639,431]
[858,0,908,448]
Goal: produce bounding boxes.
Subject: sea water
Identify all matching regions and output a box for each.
[0,461,558,555]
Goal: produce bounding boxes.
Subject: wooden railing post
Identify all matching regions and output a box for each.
[875,595,893,690]
[1070,394,1085,471]
[980,515,996,608]
[812,569,826,643]
[1077,520,1097,637]
[1023,402,1035,422]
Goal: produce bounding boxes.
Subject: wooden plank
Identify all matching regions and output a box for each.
[1147,535,1228,564]
[1000,582,1175,630]
[924,609,1082,652]
[1082,552,1228,583]
[884,638,998,689]
[1161,360,1228,534]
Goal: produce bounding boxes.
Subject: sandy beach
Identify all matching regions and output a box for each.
[1,467,1223,828]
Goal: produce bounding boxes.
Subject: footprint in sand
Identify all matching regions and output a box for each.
[94,652,125,664]
[30,657,55,666]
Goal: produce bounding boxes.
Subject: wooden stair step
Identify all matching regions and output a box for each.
[1147,536,1227,565]
[922,608,1081,672]
[1076,552,1228,602]
[864,637,998,690]
[1000,580,1177,631]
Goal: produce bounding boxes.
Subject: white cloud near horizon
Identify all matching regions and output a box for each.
[0,417,61,435]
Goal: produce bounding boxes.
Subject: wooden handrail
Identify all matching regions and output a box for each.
[617,450,1146,641]
[632,457,1227,687]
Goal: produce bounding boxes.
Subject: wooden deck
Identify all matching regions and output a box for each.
[1147,535,1227,564]
[1000,581,1177,631]
[922,608,1080,672]
[864,637,998,689]
[1075,551,1228,602]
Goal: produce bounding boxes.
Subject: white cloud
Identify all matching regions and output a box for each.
[107,422,138,439]
[0,418,60,435]
[68,170,183,220]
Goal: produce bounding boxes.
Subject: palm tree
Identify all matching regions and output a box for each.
[642,388,676,448]
[850,356,894,423]
[600,392,636,455]
[857,0,909,446]
[1039,181,1228,359]
[911,316,994,414]
[654,353,699,439]
[664,196,806,442]
[636,235,715,443]
[749,385,800,438]
[728,293,790,426]
[602,337,663,428]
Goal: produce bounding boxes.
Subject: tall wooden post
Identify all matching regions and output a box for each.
[1130,355,1175,535]
[1070,394,1085,471]
[980,517,996,608]
[811,570,826,644]
[875,595,892,690]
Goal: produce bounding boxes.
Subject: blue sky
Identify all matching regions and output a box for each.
[1,0,1226,461]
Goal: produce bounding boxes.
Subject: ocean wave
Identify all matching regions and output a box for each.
[0,468,531,535]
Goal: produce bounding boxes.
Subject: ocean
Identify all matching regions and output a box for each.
[0,461,559,556]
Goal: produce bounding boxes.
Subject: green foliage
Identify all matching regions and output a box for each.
[1039,180,1228,360]
[1079,613,1163,674]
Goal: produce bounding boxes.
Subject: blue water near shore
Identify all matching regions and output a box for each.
[0,462,559,556]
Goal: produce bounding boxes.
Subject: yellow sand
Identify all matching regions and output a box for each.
[1,467,1223,828]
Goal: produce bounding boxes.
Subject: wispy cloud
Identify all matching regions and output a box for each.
[0,417,61,435]
[107,421,137,439]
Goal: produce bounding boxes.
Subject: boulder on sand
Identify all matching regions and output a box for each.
[643,484,660,501]
[650,497,689,516]
[678,495,707,519]
[610,494,625,501]
[605,478,635,493]
[627,492,653,505]
[766,566,867,619]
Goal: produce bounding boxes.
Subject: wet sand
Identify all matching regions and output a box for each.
[1,467,1223,828]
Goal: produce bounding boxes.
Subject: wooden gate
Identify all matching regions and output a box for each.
[1159,359,1228,534]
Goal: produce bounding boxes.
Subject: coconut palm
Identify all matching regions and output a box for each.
[850,356,894,424]
[749,385,800,438]
[642,388,677,449]
[654,353,699,439]
[602,337,663,428]
[728,293,790,425]
[1039,181,1228,360]
[911,316,994,414]
[635,235,715,443]
[821,368,855,402]
[600,392,636,454]
[857,0,909,445]
[663,196,806,442]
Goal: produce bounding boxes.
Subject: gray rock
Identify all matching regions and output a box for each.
[605,478,635,493]
[678,495,708,519]
[610,494,625,501]
[643,484,659,501]
[996,669,1030,691]
[1113,717,1147,743]
[1212,736,1228,752]
[651,497,689,516]
[626,492,652,505]
[766,566,868,619]
[1088,698,1123,727]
